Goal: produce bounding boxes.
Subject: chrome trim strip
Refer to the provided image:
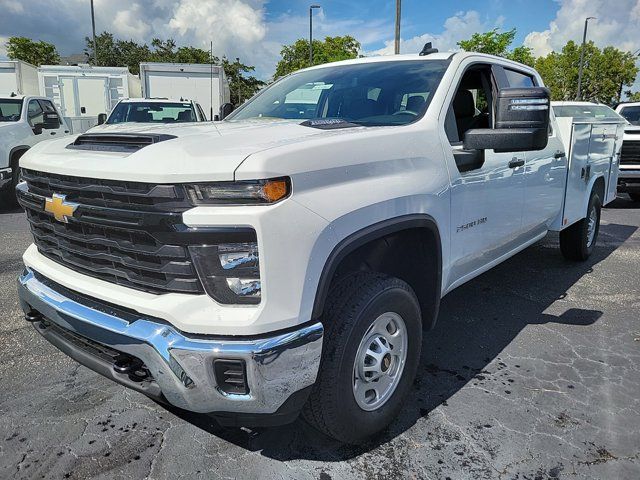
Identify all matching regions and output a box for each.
[18,268,323,414]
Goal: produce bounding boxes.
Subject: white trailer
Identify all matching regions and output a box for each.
[139,63,231,120]
[37,64,142,133]
[0,60,39,96]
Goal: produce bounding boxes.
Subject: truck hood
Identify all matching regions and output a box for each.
[20,119,367,183]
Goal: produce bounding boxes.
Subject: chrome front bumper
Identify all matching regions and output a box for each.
[18,268,323,416]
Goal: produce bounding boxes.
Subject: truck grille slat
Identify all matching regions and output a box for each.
[18,171,203,295]
[621,140,640,165]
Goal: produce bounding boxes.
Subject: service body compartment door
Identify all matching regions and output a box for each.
[560,121,592,227]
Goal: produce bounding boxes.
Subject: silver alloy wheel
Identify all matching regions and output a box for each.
[586,203,598,248]
[352,312,408,411]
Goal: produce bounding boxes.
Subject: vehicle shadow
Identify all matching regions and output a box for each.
[606,193,640,210]
[166,221,638,461]
[0,203,22,215]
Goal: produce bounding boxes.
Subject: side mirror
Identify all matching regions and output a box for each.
[97,113,107,125]
[219,103,234,120]
[43,112,61,130]
[32,124,43,135]
[463,87,550,152]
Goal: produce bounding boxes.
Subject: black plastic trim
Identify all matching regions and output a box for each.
[311,214,442,324]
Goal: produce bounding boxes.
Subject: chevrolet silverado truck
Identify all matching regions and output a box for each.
[0,95,69,204]
[615,101,640,202]
[16,52,621,444]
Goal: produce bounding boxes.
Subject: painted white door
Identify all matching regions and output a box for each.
[76,77,108,116]
[0,67,18,95]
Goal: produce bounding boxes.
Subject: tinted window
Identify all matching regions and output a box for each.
[619,106,640,125]
[39,100,57,114]
[107,102,197,124]
[227,60,449,126]
[27,100,44,127]
[504,69,535,88]
[0,99,22,122]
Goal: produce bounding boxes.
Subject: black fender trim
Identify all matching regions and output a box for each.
[8,145,29,165]
[311,214,442,327]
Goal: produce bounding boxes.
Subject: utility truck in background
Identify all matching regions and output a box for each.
[139,63,231,120]
[16,51,624,444]
[0,95,69,204]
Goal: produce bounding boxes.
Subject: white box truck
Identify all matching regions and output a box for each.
[0,60,39,96]
[139,63,231,120]
[37,64,142,133]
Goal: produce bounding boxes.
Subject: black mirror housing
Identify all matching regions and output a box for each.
[219,103,234,120]
[42,112,60,130]
[464,86,550,152]
[97,113,107,125]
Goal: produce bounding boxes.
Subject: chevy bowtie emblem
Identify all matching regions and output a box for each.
[44,194,78,223]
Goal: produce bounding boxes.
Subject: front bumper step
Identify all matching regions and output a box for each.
[18,268,323,417]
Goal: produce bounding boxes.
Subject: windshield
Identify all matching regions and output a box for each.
[0,99,23,122]
[618,106,640,126]
[552,104,623,121]
[227,60,449,126]
[107,102,197,124]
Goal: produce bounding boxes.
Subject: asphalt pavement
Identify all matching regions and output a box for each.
[0,196,639,480]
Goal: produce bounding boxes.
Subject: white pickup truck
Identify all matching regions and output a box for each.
[615,101,640,201]
[0,95,69,204]
[16,52,623,444]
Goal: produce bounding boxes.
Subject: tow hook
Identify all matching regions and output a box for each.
[113,355,144,376]
[24,310,43,323]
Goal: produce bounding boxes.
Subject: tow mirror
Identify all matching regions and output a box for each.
[219,103,234,120]
[464,87,550,152]
[97,113,107,125]
[32,124,43,135]
[43,112,61,130]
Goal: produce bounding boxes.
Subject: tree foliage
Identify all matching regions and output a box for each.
[274,36,360,78]
[535,41,638,104]
[457,28,534,67]
[84,32,264,105]
[6,36,60,66]
[625,91,640,102]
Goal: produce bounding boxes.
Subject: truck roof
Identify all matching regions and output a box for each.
[118,98,196,104]
[0,94,49,101]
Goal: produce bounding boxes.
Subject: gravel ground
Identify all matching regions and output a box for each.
[0,196,639,480]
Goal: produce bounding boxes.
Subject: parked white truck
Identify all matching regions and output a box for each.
[0,95,69,204]
[615,101,640,201]
[16,52,623,443]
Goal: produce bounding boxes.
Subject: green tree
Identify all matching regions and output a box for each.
[6,36,60,66]
[84,32,151,74]
[625,91,640,102]
[274,35,360,78]
[457,28,534,67]
[222,57,265,105]
[535,41,638,104]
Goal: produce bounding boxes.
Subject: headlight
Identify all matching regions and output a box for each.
[185,177,290,205]
[189,242,261,304]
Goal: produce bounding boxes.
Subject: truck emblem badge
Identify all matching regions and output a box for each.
[44,194,78,223]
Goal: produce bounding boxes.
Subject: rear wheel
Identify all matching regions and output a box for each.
[629,193,640,202]
[303,272,422,444]
[560,189,601,261]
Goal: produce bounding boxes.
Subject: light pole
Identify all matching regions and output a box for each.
[309,5,321,66]
[576,16,596,100]
[90,0,98,66]
[395,0,402,55]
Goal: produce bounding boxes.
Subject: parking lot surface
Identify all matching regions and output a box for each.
[1,197,639,480]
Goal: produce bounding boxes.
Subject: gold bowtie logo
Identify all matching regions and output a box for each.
[44,194,78,223]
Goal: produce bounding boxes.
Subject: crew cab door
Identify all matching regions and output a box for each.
[443,62,526,286]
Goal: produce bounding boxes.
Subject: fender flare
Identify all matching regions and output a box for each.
[311,213,442,326]
[9,145,30,165]
[584,174,606,214]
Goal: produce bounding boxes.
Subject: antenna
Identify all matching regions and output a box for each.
[419,42,438,56]
[210,40,214,121]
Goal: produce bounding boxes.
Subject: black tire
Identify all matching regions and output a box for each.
[560,189,601,261]
[303,272,422,444]
[629,193,640,202]
[1,152,24,206]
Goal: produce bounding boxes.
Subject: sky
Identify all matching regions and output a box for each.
[0,0,639,87]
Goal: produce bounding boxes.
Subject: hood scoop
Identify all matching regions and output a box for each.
[66,133,177,153]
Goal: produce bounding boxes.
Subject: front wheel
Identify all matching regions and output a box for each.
[560,189,602,261]
[303,272,422,444]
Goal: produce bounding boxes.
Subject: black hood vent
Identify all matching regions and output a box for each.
[67,133,177,153]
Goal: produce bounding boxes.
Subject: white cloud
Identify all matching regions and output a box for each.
[524,0,640,56]
[0,0,23,14]
[368,11,500,56]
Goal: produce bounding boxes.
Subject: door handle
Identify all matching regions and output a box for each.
[554,152,566,159]
[508,158,525,168]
